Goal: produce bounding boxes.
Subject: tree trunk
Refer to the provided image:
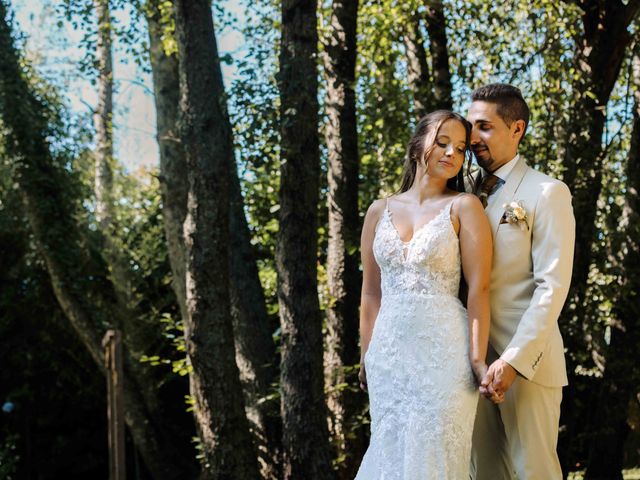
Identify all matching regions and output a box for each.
[222,29,282,480]
[583,51,640,480]
[228,166,282,479]
[402,11,432,118]
[558,0,640,471]
[424,0,452,110]
[146,2,281,476]
[94,0,114,230]
[173,1,259,478]
[93,3,199,473]
[92,0,135,304]
[322,1,365,478]
[145,0,189,326]
[278,0,335,478]
[561,0,639,297]
[0,7,196,478]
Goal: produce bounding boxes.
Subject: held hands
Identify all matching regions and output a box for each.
[479,359,517,404]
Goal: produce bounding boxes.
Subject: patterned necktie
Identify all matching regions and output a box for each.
[477,173,500,208]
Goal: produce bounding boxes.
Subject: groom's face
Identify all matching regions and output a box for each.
[467,101,516,172]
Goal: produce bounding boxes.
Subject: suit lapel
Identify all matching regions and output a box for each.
[486,157,529,237]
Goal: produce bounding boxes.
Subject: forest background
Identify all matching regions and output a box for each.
[1,0,639,479]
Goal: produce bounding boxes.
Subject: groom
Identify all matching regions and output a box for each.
[467,84,575,479]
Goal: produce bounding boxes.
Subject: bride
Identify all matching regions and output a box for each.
[355,110,493,479]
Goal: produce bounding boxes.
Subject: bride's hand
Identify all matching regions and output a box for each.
[471,360,488,387]
[358,362,368,392]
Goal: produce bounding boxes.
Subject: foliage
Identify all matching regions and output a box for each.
[356,0,416,207]
[228,0,281,321]
[1,4,187,476]
[2,0,640,476]
[0,69,106,479]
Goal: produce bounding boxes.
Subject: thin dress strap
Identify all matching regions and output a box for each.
[374,198,390,234]
[448,193,464,212]
[445,194,464,235]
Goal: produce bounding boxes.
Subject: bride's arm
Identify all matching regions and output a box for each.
[358,199,384,391]
[455,194,493,384]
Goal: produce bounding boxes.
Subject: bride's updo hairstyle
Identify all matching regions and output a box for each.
[399,110,472,193]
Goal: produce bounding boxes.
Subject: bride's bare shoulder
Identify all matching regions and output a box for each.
[366,197,389,217]
[363,197,389,231]
[452,193,483,213]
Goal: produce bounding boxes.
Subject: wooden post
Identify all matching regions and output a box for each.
[103,330,125,480]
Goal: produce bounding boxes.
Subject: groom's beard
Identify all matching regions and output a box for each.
[472,146,496,172]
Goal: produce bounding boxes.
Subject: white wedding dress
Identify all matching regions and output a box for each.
[355,198,478,479]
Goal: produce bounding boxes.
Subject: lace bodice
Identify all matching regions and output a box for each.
[373,200,461,298]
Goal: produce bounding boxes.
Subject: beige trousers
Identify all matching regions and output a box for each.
[470,355,563,479]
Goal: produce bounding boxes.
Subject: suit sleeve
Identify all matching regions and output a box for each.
[499,181,575,380]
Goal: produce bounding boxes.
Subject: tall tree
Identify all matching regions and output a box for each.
[401,0,452,116]
[403,10,432,118]
[92,0,134,303]
[560,0,640,306]
[583,51,640,480]
[91,0,138,358]
[172,0,260,477]
[145,2,281,476]
[278,0,335,477]
[93,0,114,230]
[227,145,282,479]
[144,0,189,324]
[557,1,640,469]
[92,3,199,472]
[0,4,196,478]
[356,1,415,207]
[322,0,365,477]
[424,0,452,110]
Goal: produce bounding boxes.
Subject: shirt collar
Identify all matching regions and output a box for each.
[490,154,520,182]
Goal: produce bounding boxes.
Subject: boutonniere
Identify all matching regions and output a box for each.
[502,201,530,231]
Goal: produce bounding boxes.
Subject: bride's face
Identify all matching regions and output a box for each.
[423,119,467,179]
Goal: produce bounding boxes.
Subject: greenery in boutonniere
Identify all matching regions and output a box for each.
[503,201,530,231]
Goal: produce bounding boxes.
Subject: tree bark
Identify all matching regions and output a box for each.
[145,0,189,326]
[322,0,365,477]
[146,2,281,476]
[173,1,259,478]
[94,0,114,230]
[583,51,640,480]
[0,6,196,478]
[278,0,335,478]
[403,11,432,118]
[424,0,452,110]
[92,0,142,365]
[228,165,282,479]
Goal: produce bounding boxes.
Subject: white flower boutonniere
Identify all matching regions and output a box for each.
[503,201,530,231]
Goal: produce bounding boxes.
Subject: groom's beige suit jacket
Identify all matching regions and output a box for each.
[480,156,575,387]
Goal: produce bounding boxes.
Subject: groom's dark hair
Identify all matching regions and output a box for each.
[471,83,530,141]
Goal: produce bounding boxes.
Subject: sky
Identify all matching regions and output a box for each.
[12,0,245,173]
